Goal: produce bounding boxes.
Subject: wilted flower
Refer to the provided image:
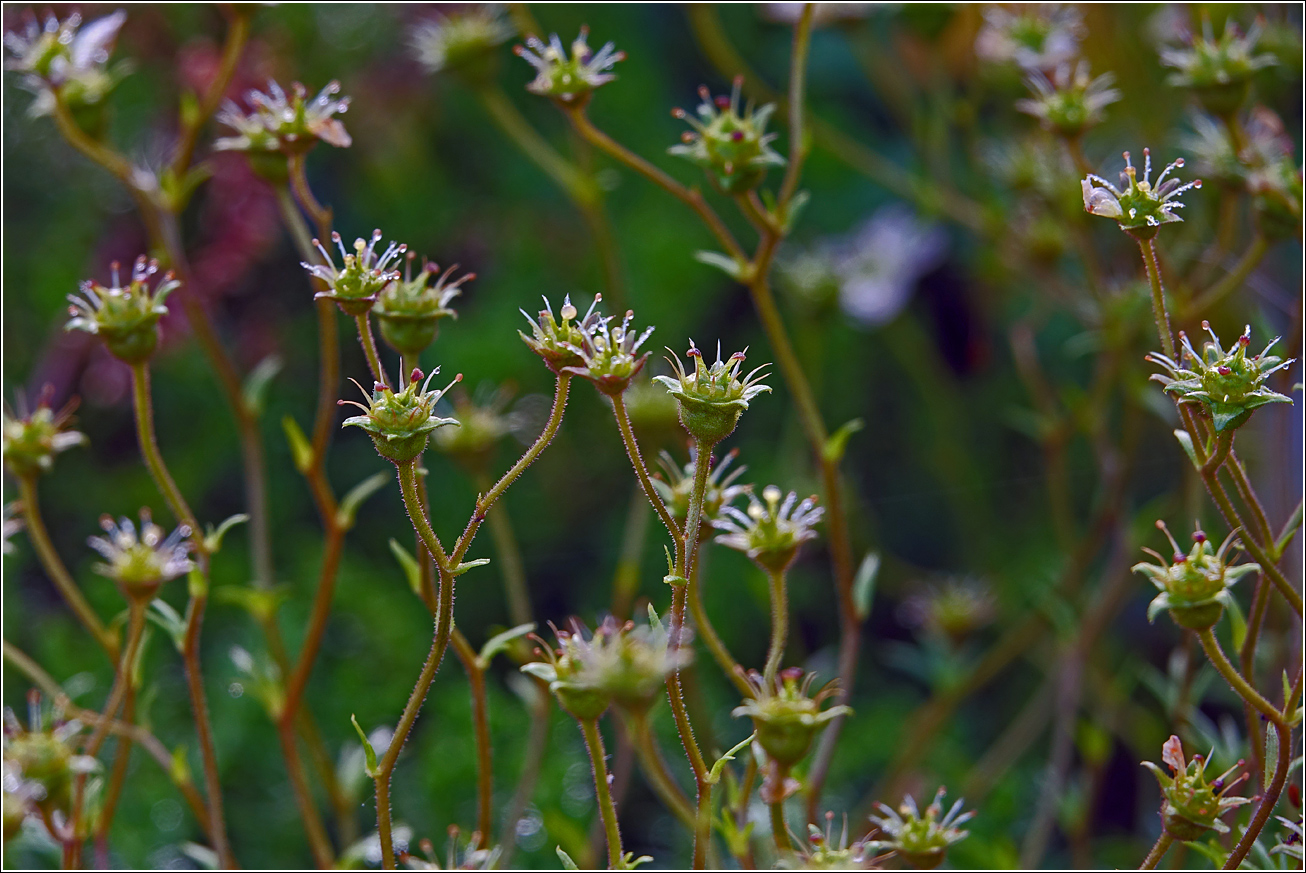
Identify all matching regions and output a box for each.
[830,206,946,327]
[2,391,87,479]
[214,80,351,158]
[519,293,604,374]
[374,253,470,358]
[66,256,180,364]
[1132,520,1259,631]
[1016,61,1120,138]
[411,5,514,84]
[560,310,655,396]
[522,615,691,718]
[899,578,997,646]
[514,27,624,107]
[733,667,851,769]
[302,229,407,316]
[669,77,785,194]
[975,4,1083,71]
[714,486,823,573]
[1142,735,1250,840]
[1147,322,1294,432]
[867,786,975,869]
[778,812,882,870]
[653,447,751,538]
[654,342,771,445]
[340,366,461,464]
[1082,149,1202,239]
[3,692,100,823]
[1161,16,1276,117]
[3,9,129,130]
[88,508,194,600]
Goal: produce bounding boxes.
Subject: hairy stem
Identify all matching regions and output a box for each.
[355,313,389,388]
[1140,831,1174,869]
[763,566,790,688]
[1196,629,1284,727]
[610,395,679,544]
[1224,719,1292,869]
[580,718,625,868]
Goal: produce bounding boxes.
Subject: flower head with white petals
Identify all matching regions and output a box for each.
[713,485,823,572]
[215,80,351,155]
[89,509,194,600]
[515,27,624,107]
[1082,149,1202,239]
[302,230,407,316]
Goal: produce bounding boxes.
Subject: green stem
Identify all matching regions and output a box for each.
[170,10,249,175]
[580,718,624,869]
[763,567,789,688]
[1200,467,1304,615]
[693,781,713,870]
[355,313,389,388]
[624,711,695,830]
[1195,628,1284,727]
[16,475,116,658]
[1224,450,1275,546]
[276,717,336,867]
[1140,831,1173,869]
[1138,238,1176,360]
[687,561,753,697]
[611,486,651,621]
[770,791,791,852]
[777,3,814,208]
[130,363,200,536]
[1224,720,1291,870]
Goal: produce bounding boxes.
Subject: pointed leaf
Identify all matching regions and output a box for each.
[148,598,188,653]
[170,745,191,786]
[852,552,880,622]
[453,558,491,577]
[241,354,283,419]
[1265,729,1279,791]
[350,715,378,777]
[479,623,537,667]
[337,471,390,530]
[1173,429,1200,469]
[1225,592,1247,652]
[203,513,249,554]
[556,847,579,870]
[823,418,865,464]
[707,732,756,785]
[387,539,422,597]
[694,250,745,281]
[281,415,313,473]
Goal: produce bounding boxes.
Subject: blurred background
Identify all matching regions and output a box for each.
[3,3,1303,869]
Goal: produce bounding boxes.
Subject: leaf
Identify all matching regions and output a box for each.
[337,471,390,530]
[203,513,249,554]
[694,250,746,281]
[852,552,880,622]
[241,354,283,419]
[453,558,491,577]
[213,585,289,623]
[387,539,423,597]
[147,598,188,653]
[281,415,313,473]
[823,418,864,464]
[779,190,810,234]
[169,745,191,786]
[1173,429,1199,469]
[1275,500,1303,559]
[187,565,207,599]
[479,623,536,667]
[350,715,378,777]
[707,732,755,785]
[1225,593,1247,652]
[1265,728,1279,791]
[556,847,579,870]
[646,603,663,633]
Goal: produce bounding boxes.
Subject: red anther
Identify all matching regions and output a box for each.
[698,85,711,100]
[1237,334,1250,346]
[512,44,525,56]
[733,74,744,87]
[780,665,804,682]
[731,130,744,141]
[410,368,423,384]
[686,346,702,358]
[374,382,385,392]
[1201,320,1211,330]
[1218,366,1232,375]
[332,231,342,241]
[681,132,695,143]
[671,107,685,118]
[1193,530,1207,543]
[1174,553,1186,562]
[715,95,730,109]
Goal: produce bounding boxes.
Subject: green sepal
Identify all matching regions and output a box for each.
[350,715,378,777]
[1174,429,1200,469]
[146,598,188,653]
[853,552,880,622]
[823,417,865,464]
[453,558,491,577]
[694,250,746,281]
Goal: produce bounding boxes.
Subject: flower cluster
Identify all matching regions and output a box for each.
[303,230,407,316]
[1160,17,1276,117]
[714,486,823,572]
[66,256,180,364]
[975,5,1083,71]
[1016,62,1120,139]
[522,616,690,718]
[669,77,785,194]
[1132,520,1258,631]
[88,509,195,601]
[1147,322,1294,433]
[340,367,461,463]
[3,10,128,131]
[2,392,86,479]
[3,693,100,827]
[655,342,771,445]
[1142,735,1250,840]
[652,448,750,537]
[733,667,850,769]
[373,254,470,358]
[900,578,998,647]
[867,786,975,869]
[518,294,604,374]
[411,5,514,84]
[779,812,881,871]
[215,80,352,158]
[560,310,655,396]
[515,28,624,107]
[1082,149,1202,239]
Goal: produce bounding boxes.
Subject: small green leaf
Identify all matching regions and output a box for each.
[453,558,491,577]
[337,471,390,530]
[169,745,191,786]
[823,418,864,464]
[187,566,207,599]
[1173,429,1199,469]
[1226,593,1247,652]
[707,732,755,785]
[241,355,283,418]
[387,539,422,597]
[148,598,188,653]
[212,585,289,623]
[779,190,810,234]
[281,415,313,473]
[852,552,880,622]
[694,250,745,281]
[350,715,378,777]
[556,847,579,870]
[479,623,537,667]
[646,603,663,633]
[203,513,249,554]
[1265,728,1279,791]
[1274,500,1303,559]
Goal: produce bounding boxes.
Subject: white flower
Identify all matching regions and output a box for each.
[831,206,947,327]
[975,4,1083,70]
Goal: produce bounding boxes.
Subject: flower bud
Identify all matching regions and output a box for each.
[1142,735,1250,840]
[654,342,771,446]
[518,294,603,374]
[559,310,655,397]
[431,384,518,471]
[88,509,194,602]
[732,667,850,768]
[411,6,514,88]
[3,692,101,822]
[1147,322,1293,433]
[66,256,179,364]
[302,230,407,316]
[669,77,785,194]
[1133,520,1259,631]
[867,786,975,869]
[214,80,351,173]
[1015,62,1119,139]
[2,391,86,479]
[1160,17,1276,118]
[652,448,750,542]
[340,366,461,463]
[514,27,624,108]
[713,485,822,573]
[1082,149,1201,240]
[374,254,468,358]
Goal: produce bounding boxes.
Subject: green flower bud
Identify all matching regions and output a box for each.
[515,27,624,108]
[732,667,850,768]
[303,229,407,316]
[214,80,351,165]
[3,692,101,821]
[560,310,655,397]
[66,256,178,364]
[340,366,461,464]
[1142,735,1250,840]
[866,786,975,869]
[1082,149,1202,240]
[88,509,194,602]
[1148,322,1294,433]
[1016,61,1120,139]
[1133,520,1259,631]
[651,448,750,541]
[519,294,604,374]
[654,342,771,446]
[411,6,514,88]
[2,392,86,479]
[1161,17,1276,118]
[374,254,469,358]
[669,77,785,194]
[713,485,822,573]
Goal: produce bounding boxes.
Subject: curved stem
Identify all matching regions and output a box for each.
[1138,238,1176,360]
[355,313,389,388]
[130,363,200,537]
[687,560,752,697]
[1188,234,1268,316]
[624,710,695,830]
[94,688,135,845]
[580,718,624,869]
[473,470,532,628]
[170,10,249,175]
[276,717,335,867]
[763,567,790,688]
[777,4,814,208]
[1224,719,1291,869]
[1195,628,1284,727]
[770,790,792,852]
[1140,831,1174,869]
[16,475,116,658]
